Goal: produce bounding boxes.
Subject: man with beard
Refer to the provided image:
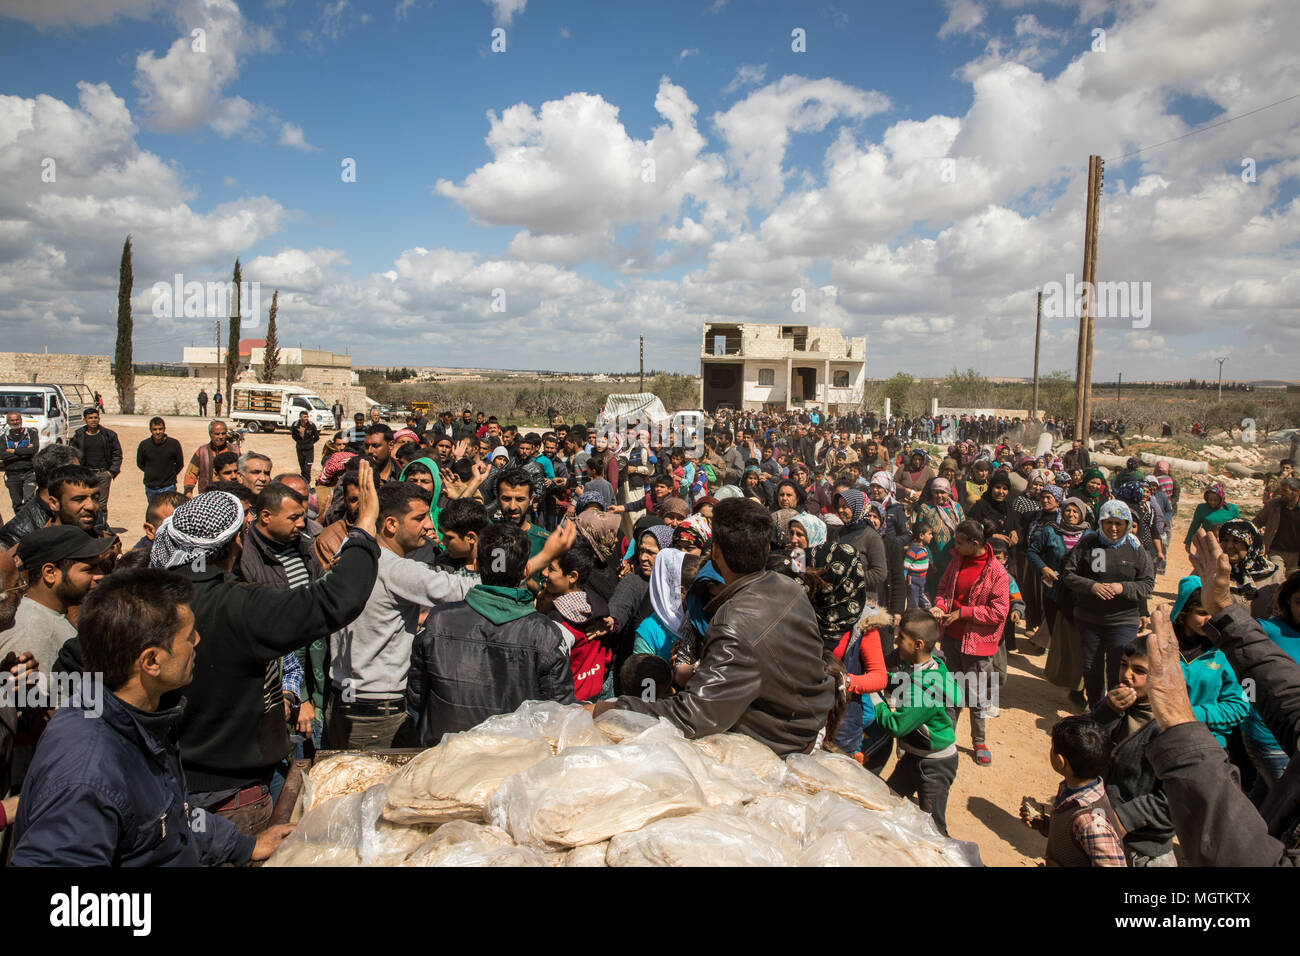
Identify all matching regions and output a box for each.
[238,452,273,496]
[0,446,79,547]
[11,569,294,866]
[364,424,399,484]
[41,465,102,535]
[714,429,747,486]
[512,432,554,503]
[70,409,122,533]
[314,471,362,570]
[494,467,551,594]
[184,420,241,496]
[1,527,115,679]
[453,407,477,443]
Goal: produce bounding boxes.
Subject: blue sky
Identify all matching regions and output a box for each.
[1,0,1296,378]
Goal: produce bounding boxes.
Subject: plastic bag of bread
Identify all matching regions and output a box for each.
[799,793,973,867]
[593,709,659,743]
[783,750,902,811]
[356,785,436,864]
[402,821,516,865]
[419,843,553,867]
[624,720,768,807]
[486,741,708,848]
[691,733,788,785]
[265,788,374,866]
[301,752,396,812]
[563,842,610,867]
[606,807,799,867]
[471,700,604,753]
[741,792,821,847]
[383,731,553,825]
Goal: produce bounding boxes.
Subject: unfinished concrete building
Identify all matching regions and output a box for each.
[699,322,866,413]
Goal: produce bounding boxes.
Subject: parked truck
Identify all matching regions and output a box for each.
[230,383,335,433]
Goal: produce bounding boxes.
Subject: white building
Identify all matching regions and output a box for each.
[699,322,866,413]
[180,342,357,385]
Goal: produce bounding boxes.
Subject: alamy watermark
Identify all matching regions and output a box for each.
[1041,272,1152,328]
[0,669,104,716]
[151,274,262,325]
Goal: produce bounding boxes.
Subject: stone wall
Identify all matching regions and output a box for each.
[0,352,369,419]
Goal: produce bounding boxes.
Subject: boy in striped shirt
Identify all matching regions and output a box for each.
[904,523,933,611]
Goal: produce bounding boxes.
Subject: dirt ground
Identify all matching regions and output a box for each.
[19,415,1243,865]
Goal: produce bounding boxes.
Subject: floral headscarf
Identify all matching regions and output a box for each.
[1205,483,1228,507]
[812,542,867,648]
[576,507,622,562]
[1097,499,1142,550]
[672,513,713,552]
[868,470,897,505]
[1218,518,1276,592]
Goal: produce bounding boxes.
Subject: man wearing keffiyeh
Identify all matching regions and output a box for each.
[143,461,383,835]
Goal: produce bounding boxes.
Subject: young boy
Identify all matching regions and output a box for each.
[432,498,488,577]
[539,540,613,701]
[1020,715,1128,867]
[1090,639,1175,866]
[619,653,673,703]
[903,523,933,611]
[871,610,961,836]
[135,490,187,552]
[987,539,1025,717]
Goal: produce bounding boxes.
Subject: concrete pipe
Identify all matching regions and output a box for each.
[1035,431,1054,457]
[1138,452,1209,474]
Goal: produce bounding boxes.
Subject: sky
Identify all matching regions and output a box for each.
[0,0,1297,380]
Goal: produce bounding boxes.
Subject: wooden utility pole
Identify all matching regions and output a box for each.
[1117,371,1122,403]
[1032,290,1042,417]
[639,335,644,392]
[1074,154,1103,440]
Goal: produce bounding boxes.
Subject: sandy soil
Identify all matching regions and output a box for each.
[19,415,1235,865]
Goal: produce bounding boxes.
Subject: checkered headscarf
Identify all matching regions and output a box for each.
[150,492,245,570]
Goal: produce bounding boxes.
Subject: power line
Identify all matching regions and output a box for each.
[1107,91,1300,162]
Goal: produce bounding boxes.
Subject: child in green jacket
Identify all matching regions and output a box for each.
[873,609,963,836]
[1172,575,1250,746]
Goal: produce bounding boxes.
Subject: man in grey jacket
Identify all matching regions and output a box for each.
[1144,529,1299,866]
[600,497,835,755]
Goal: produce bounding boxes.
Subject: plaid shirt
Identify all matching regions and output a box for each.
[1054,778,1128,867]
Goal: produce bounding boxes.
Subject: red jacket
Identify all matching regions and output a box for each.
[564,623,612,702]
[934,544,1010,657]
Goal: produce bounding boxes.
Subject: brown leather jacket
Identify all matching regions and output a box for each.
[615,570,835,756]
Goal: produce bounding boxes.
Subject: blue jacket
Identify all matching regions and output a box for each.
[12,690,254,867]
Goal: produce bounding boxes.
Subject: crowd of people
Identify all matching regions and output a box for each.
[0,400,1298,868]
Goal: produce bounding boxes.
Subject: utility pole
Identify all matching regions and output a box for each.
[1074,154,1103,441]
[639,335,644,393]
[1216,357,1227,402]
[215,319,222,398]
[1117,371,1122,403]
[1032,290,1042,418]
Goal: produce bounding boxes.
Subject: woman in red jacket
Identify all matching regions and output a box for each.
[931,520,1011,766]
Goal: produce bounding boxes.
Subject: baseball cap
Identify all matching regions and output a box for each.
[17,527,116,570]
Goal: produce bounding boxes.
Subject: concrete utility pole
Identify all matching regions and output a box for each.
[1074,155,1104,440]
[1032,290,1042,417]
[1117,371,1122,403]
[639,335,644,393]
[215,319,222,397]
[1216,357,1227,402]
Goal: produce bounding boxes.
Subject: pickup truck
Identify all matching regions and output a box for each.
[230,383,335,433]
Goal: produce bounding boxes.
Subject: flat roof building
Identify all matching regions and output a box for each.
[699,322,866,413]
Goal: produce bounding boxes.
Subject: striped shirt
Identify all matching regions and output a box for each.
[903,543,930,578]
[258,535,312,708]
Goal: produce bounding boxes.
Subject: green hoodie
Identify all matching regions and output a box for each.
[873,656,962,757]
[399,456,443,536]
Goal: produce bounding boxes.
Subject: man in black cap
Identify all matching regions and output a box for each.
[0,527,115,677]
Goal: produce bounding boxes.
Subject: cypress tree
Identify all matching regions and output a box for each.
[225,258,241,404]
[261,290,280,382]
[114,235,135,413]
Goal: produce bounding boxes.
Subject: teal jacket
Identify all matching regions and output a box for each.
[1244,617,1300,751]
[1173,575,1249,746]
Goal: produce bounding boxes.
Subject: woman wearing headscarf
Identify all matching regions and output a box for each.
[787,511,828,570]
[1183,483,1239,551]
[864,501,907,629]
[575,503,626,601]
[741,465,773,508]
[1152,459,1179,511]
[1033,495,1092,700]
[967,470,1017,545]
[1079,467,1110,519]
[961,458,992,511]
[1061,499,1156,710]
[607,520,674,679]
[867,471,910,543]
[1115,480,1164,570]
[916,477,965,601]
[671,513,712,557]
[633,547,687,660]
[831,489,889,604]
[808,536,869,650]
[893,449,935,506]
[1217,519,1286,615]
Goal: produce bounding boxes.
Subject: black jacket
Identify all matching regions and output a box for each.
[1146,602,1300,865]
[170,530,380,792]
[291,421,320,449]
[1061,531,1155,626]
[616,570,835,756]
[832,522,889,600]
[70,426,123,475]
[406,602,575,745]
[12,693,253,866]
[0,495,53,547]
[1091,701,1172,858]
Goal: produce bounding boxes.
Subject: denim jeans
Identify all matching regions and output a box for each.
[144,484,177,503]
[1243,735,1290,806]
[1076,619,1138,710]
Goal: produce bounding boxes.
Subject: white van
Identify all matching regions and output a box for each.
[0,383,91,449]
[230,383,334,433]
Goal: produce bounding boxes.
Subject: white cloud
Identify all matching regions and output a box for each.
[278,121,318,151]
[722,64,766,95]
[394,0,416,19]
[485,0,525,27]
[679,48,698,60]
[938,0,984,39]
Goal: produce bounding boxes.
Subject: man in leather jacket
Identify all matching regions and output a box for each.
[599,497,834,755]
